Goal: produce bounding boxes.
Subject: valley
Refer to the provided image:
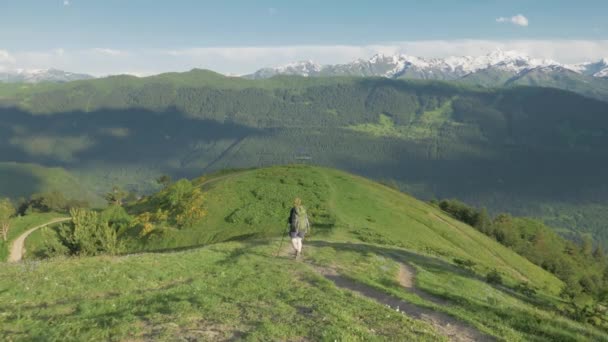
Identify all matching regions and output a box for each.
[1,72,607,246]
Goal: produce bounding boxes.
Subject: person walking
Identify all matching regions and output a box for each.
[287,197,310,259]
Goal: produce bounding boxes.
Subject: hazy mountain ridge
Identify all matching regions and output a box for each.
[0,68,94,83]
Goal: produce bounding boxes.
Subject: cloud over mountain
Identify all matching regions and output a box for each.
[496,14,529,27]
[0,40,607,77]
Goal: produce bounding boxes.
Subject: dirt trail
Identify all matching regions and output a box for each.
[316,265,492,342]
[279,242,492,342]
[6,172,242,264]
[8,218,71,262]
[397,263,449,306]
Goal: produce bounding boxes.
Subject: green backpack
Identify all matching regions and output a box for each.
[294,206,310,233]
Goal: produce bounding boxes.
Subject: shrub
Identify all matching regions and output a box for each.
[486,269,503,285]
[453,258,476,270]
[515,282,537,297]
[50,208,122,256]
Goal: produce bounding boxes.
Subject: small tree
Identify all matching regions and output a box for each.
[54,208,121,256]
[161,179,206,228]
[0,198,16,241]
[134,179,207,233]
[473,207,492,234]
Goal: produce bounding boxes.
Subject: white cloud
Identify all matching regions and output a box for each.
[496,14,529,27]
[2,40,608,76]
[63,0,70,6]
[0,50,16,64]
[0,50,16,72]
[91,48,128,56]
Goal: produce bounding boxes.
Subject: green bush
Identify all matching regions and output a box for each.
[48,208,122,256]
[486,269,503,285]
[453,258,476,270]
[515,282,537,297]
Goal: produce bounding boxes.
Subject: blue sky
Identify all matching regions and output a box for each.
[0,0,607,75]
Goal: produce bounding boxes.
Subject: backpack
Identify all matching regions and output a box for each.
[291,206,310,233]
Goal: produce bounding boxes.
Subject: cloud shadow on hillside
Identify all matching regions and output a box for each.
[0,106,261,177]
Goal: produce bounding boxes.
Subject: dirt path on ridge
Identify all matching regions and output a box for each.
[8,218,71,263]
[278,243,493,341]
[315,265,492,342]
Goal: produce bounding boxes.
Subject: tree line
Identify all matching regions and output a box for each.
[434,198,608,327]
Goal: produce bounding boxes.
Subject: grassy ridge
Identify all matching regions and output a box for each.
[7,165,607,340]
[126,166,562,294]
[0,242,444,341]
[4,240,604,341]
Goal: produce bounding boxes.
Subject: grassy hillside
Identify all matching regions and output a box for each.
[126,166,562,292]
[0,212,64,260]
[0,162,103,206]
[4,240,607,341]
[7,166,608,341]
[1,242,445,341]
[1,71,608,246]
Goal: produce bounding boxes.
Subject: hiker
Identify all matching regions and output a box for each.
[288,197,310,258]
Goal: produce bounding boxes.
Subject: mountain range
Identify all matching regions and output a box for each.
[247,50,608,101]
[0,68,94,83]
[248,49,608,80]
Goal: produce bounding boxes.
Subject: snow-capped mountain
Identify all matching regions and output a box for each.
[246,50,608,81]
[0,68,94,83]
[570,58,608,78]
[250,60,322,79]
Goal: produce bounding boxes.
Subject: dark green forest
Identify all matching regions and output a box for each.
[1,70,608,246]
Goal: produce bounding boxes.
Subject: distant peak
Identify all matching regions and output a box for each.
[0,68,94,83]
[486,48,529,60]
[247,51,604,80]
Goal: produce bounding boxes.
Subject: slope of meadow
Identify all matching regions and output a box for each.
[129,166,562,293]
[5,166,608,341]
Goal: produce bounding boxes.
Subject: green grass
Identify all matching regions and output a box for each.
[8,165,608,340]
[23,225,53,261]
[348,98,470,141]
[128,165,562,295]
[0,242,443,341]
[304,241,607,341]
[5,239,605,341]
[0,213,63,261]
[349,114,406,138]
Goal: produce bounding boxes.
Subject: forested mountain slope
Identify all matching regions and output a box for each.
[1,71,608,245]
